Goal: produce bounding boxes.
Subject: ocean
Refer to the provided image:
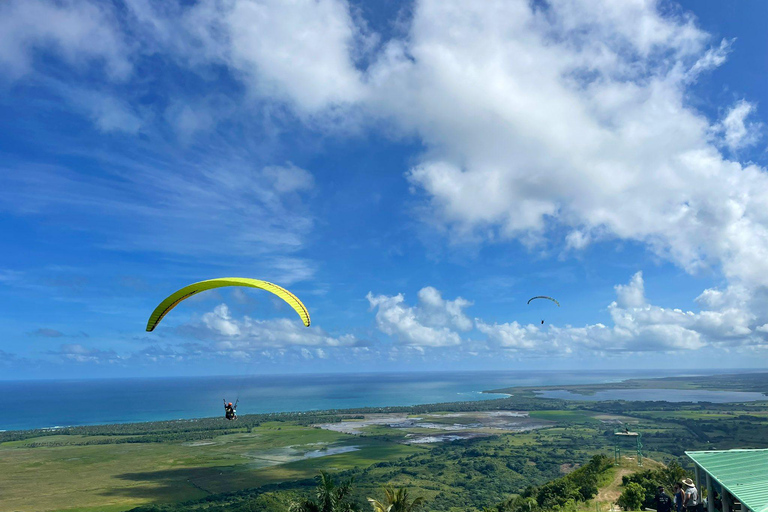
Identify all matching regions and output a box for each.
[0,369,752,431]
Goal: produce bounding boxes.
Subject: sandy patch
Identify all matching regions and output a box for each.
[316,411,551,442]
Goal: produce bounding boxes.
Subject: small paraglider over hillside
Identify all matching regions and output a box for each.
[527,295,560,325]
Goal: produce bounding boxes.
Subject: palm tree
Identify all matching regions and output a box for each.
[367,487,425,512]
[290,471,358,512]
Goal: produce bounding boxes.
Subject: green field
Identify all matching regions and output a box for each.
[0,423,421,512]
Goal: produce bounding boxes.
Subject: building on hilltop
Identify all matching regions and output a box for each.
[686,449,768,512]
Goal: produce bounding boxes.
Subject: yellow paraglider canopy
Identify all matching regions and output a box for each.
[146,278,310,332]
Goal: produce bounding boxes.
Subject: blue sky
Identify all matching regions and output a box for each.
[1,0,767,379]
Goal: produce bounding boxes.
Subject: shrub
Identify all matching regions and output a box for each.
[618,483,645,511]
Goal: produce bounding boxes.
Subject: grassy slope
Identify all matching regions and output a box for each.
[585,456,664,512]
[0,423,420,512]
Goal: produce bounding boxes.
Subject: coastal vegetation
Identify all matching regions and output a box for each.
[1,373,767,512]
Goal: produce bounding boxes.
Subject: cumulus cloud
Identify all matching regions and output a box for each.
[614,272,646,309]
[361,0,768,297]
[183,304,360,358]
[476,320,550,352]
[222,0,366,113]
[476,273,767,354]
[366,287,472,347]
[416,286,473,331]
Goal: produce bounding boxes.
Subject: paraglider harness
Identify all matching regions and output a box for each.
[224,399,238,420]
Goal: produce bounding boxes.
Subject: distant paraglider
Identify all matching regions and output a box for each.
[145,277,311,332]
[527,295,560,325]
[526,296,560,307]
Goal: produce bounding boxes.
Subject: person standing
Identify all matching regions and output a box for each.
[682,478,699,512]
[656,486,673,512]
[674,483,685,512]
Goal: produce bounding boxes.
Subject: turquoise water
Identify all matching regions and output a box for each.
[0,369,755,431]
[537,388,768,403]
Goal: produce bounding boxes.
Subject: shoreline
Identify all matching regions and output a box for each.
[3,369,766,433]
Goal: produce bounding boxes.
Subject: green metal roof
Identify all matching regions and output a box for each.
[686,449,768,512]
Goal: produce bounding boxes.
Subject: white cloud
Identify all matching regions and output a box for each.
[361,0,768,296]
[416,286,473,331]
[689,38,732,77]
[223,0,365,114]
[196,303,360,352]
[51,343,121,363]
[715,100,762,151]
[366,274,768,357]
[0,157,317,281]
[0,0,131,80]
[476,273,767,354]
[476,320,548,351]
[366,287,472,347]
[262,164,315,194]
[615,271,646,309]
[164,101,218,140]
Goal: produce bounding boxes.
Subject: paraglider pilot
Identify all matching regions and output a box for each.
[224,399,237,420]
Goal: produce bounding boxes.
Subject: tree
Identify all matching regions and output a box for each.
[618,483,646,511]
[368,487,425,512]
[290,472,359,512]
[658,462,689,492]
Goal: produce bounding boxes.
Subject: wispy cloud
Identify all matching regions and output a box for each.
[1,153,317,281]
[48,343,121,364]
[0,0,130,80]
[28,328,89,339]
